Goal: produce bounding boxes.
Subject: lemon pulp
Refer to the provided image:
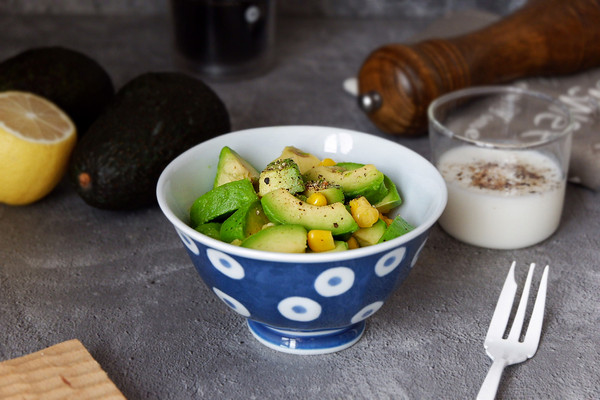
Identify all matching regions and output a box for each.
[0,91,76,205]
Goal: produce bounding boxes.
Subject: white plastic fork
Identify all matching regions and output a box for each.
[476,261,550,400]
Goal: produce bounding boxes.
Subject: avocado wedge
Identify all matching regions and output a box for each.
[220,200,270,243]
[353,218,387,247]
[303,164,386,203]
[261,188,358,236]
[241,224,308,253]
[373,175,403,213]
[379,215,415,242]
[214,146,260,188]
[190,179,258,227]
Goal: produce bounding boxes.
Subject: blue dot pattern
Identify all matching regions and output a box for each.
[176,228,199,255]
[179,230,430,331]
[293,305,306,314]
[328,277,342,286]
[314,267,355,298]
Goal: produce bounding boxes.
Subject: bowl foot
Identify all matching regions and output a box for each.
[246,320,366,355]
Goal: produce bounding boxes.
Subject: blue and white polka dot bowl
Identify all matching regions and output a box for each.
[156,126,447,355]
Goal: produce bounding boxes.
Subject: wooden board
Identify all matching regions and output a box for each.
[0,339,126,399]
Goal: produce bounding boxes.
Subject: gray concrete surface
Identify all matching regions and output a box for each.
[1,9,599,400]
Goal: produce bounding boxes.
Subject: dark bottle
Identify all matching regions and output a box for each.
[170,0,275,80]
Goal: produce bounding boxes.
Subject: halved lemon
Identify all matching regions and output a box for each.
[0,91,76,205]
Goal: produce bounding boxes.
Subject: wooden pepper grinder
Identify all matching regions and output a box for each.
[357,0,600,136]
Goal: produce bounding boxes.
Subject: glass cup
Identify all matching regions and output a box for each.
[428,86,574,250]
[170,0,276,81]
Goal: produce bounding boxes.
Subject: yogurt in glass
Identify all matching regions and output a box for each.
[428,86,573,249]
[437,146,565,249]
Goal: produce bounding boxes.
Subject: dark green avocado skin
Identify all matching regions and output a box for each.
[69,72,231,210]
[0,46,114,134]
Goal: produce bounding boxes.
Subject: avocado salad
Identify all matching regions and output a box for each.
[189,146,415,253]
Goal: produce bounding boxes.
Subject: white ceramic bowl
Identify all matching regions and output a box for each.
[157,126,447,354]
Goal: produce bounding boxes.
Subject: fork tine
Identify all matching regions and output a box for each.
[523,265,549,357]
[507,263,536,342]
[486,261,518,340]
[478,263,549,400]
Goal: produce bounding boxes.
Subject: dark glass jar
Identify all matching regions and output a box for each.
[170,0,275,80]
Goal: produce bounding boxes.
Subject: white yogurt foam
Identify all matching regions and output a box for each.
[437,145,565,249]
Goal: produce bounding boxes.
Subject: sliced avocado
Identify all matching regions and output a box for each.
[335,162,363,170]
[194,222,222,240]
[379,215,415,242]
[214,146,259,188]
[190,179,258,227]
[352,218,387,247]
[258,158,304,197]
[274,146,321,174]
[336,162,400,211]
[304,181,345,204]
[303,164,386,203]
[335,162,401,211]
[220,200,270,243]
[373,175,403,213]
[241,224,308,253]
[261,188,358,236]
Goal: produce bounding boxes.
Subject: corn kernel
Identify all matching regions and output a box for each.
[319,158,336,166]
[349,196,371,213]
[349,197,379,228]
[347,236,360,249]
[306,192,328,206]
[307,230,335,252]
[354,206,379,228]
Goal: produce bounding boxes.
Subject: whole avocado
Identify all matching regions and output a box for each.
[69,72,231,210]
[0,46,114,134]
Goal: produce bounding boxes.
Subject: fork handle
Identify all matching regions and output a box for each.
[477,358,508,400]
